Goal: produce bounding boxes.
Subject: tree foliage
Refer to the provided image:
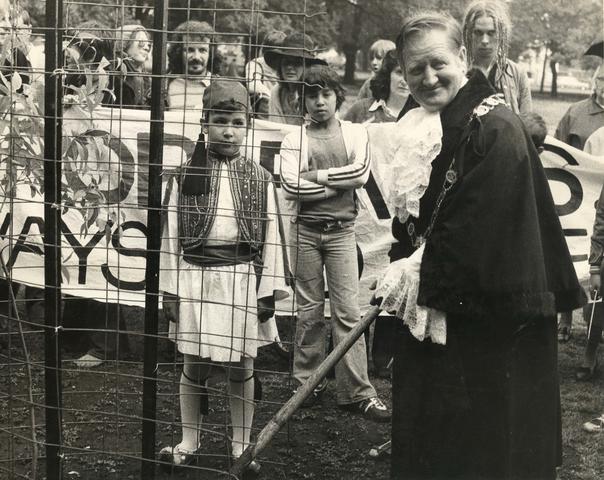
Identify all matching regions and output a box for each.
[509,0,603,67]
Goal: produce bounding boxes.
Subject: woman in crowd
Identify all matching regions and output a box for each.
[263,31,326,125]
[244,29,286,118]
[374,11,584,479]
[344,50,409,124]
[356,39,396,101]
[113,24,152,109]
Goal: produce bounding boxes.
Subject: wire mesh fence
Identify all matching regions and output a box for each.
[0,1,394,479]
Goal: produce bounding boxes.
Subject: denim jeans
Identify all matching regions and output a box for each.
[290,221,376,405]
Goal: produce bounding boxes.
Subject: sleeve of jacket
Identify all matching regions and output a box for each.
[517,67,533,115]
[589,182,604,267]
[315,123,371,189]
[554,107,572,143]
[279,131,339,201]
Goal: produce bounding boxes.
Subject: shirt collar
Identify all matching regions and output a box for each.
[369,98,397,118]
[590,94,604,113]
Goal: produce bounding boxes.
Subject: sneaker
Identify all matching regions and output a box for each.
[294,380,327,408]
[341,396,391,423]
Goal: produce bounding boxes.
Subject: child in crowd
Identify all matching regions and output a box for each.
[356,39,395,101]
[279,64,390,421]
[159,80,289,470]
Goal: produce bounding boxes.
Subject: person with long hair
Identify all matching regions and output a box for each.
[264,31,326,125]
[166,20,221,110]
[462,0,532,114]
[356,39,396,101]
[113,24,151,109]
[345,50,409,124]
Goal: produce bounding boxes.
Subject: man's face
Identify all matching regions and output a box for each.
[402,29,467,113]
[471,15,497,65]
[183,35,210,76]
[205,110,247,157]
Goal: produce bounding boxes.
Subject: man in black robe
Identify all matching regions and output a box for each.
[387,12,585,480]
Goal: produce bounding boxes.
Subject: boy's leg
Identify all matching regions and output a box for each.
[180,354,212,450]
[291,224,328,385]
[322,225,376,405]
[226,357,255,457]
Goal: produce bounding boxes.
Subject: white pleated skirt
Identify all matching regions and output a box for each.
[168,259,278,362]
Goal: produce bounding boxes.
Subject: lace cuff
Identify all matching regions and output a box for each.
[375,244,447,345]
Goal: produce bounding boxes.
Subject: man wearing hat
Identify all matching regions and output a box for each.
[159,79,289,471]
[264,31,326,125]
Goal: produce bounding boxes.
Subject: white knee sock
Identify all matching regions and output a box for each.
[179,372,205,451]
[228,376,255,457]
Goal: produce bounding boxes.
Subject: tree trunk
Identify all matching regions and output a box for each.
[341,1,364,84]
[343,46,357,83]
[550,59,558,98]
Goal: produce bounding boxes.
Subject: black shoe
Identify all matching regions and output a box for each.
[294,380,327,408]
[340,396,391,423]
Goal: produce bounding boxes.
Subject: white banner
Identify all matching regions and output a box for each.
[1,109,602,307]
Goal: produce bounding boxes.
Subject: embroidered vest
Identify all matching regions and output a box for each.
[178,155,270,255]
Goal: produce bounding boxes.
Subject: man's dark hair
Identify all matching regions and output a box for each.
[167,20,221,75]
[298,64,346,113]
[520,112,547,149]
[369,50,399,101]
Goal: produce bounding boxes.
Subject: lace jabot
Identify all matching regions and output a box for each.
[380,107,443,222]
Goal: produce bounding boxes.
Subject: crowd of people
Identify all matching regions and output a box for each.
[1,0,603,478]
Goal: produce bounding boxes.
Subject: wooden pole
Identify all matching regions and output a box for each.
[230,306,382,477]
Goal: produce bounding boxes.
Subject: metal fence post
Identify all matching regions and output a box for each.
[141,0,168,477]
[43,0,64,479]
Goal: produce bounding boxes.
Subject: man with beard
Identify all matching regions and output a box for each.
[462,0,532,114]
[166,20,221,110]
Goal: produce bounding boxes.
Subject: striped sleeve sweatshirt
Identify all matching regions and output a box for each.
[279,120,371,202]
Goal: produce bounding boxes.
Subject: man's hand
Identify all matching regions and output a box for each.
[589,273,601,300]
[300,170,318,183]
[257,296,275,323]
[163,292,180,322]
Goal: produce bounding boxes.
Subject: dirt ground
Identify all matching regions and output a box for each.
[0,312,392,480]
[1,307,603,480]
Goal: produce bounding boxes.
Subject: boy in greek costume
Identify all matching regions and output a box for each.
[159,80,289,472]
